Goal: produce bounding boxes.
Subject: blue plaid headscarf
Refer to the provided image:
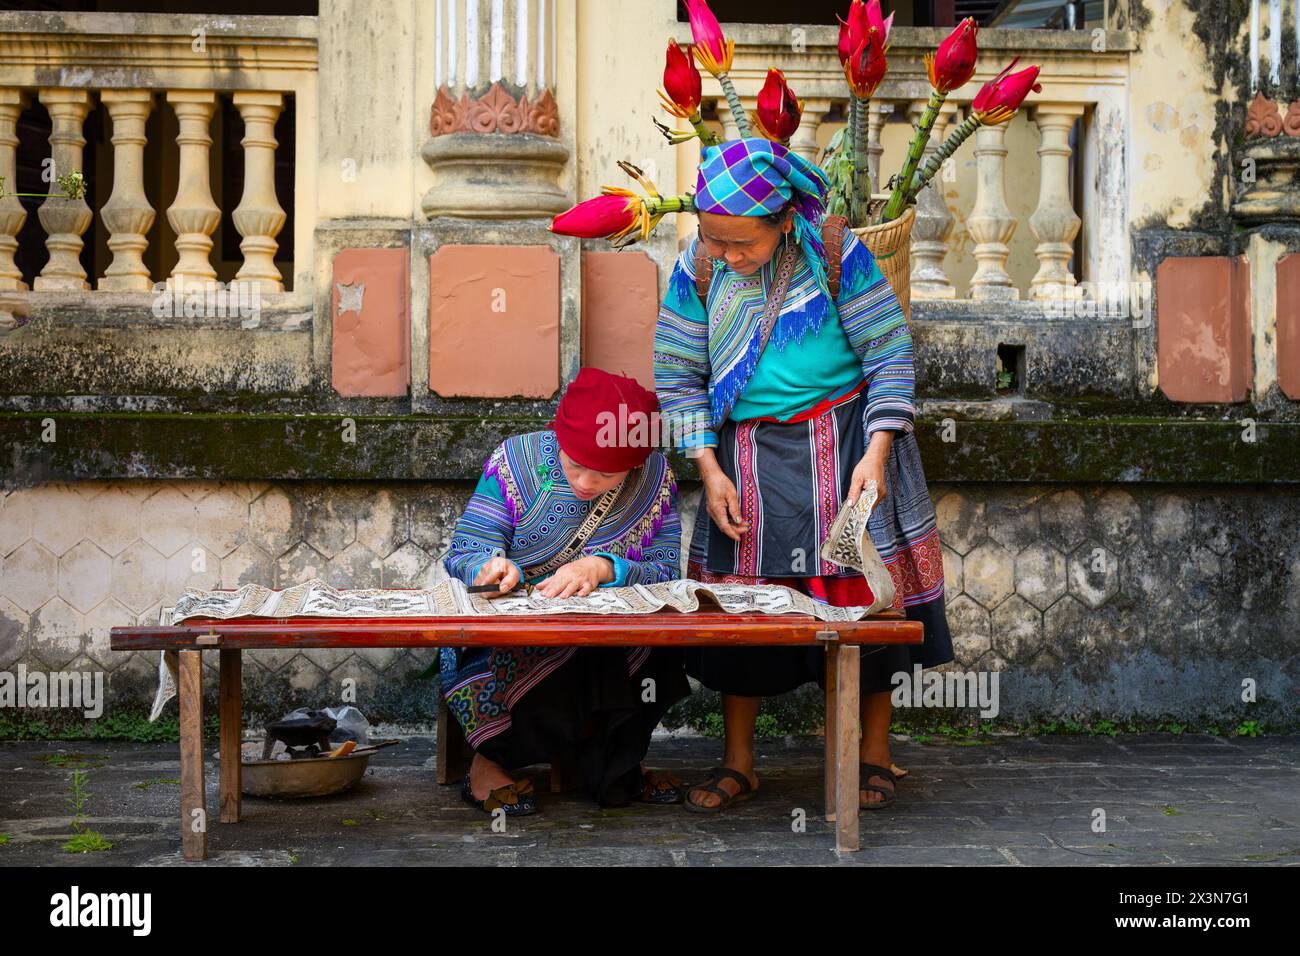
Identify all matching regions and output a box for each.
[695,137,833,301]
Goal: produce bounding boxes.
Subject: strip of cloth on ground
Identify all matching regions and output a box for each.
[658,221,953,687]
[440,428,687,800]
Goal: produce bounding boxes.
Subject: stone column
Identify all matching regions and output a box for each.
[34,88,93,291]
[867,101,893,192]
[1028,104,1085,300]
[719,97,757,143]
[98,90,155,292]
[967,123,1019,301]
[422,0,569,218]
[0,89,28,292]
[166,90,220,290]
[232,91,286,292]
[909,99,958,299]
[676,111,703,247]
[788,98,832,161]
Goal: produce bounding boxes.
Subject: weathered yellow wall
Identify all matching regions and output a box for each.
[573,0,683,275]
[1125,2,1227,229]
[317,0,422,220]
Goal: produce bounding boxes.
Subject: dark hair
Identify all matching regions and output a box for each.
[760,201,795,227]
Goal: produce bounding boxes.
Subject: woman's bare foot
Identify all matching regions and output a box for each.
[468,752,516,800]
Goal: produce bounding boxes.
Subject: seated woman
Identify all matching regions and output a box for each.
[440,367,689,815]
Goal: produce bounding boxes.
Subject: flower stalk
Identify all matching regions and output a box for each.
[882,89,944,222]
[904,113,979,204]
[851,95,871,225]
[717,71,752,137]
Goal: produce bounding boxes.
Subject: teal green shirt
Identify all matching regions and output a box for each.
[729,306,864,422]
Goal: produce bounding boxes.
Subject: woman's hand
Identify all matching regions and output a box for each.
[847,431,894,507]
[473,555,521,594]
[697,449,749,542]
[535,555,615,598]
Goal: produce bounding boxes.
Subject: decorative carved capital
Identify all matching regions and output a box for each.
[1245,91,1283,138]
[430,82,560,138]
[1285,100,1300,138]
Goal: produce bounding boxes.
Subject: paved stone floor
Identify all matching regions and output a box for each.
[1,733,1297,866]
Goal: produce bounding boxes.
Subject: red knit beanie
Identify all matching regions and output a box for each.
[549,367,659,472]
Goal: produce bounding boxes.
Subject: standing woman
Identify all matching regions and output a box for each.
[654,138,953,812]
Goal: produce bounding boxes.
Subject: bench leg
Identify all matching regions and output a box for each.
[824,645,838,822]
[834,645,861,853]
[178,649,208,861]
[218,649,241,824]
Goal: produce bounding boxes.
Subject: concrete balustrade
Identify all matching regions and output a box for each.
[683,23,1133,304]
[0,12,315,305]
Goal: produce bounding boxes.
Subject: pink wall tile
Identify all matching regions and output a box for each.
[581,250,660,390]
[1156,256,1251,403]
[428,245,560,398]
[331,248,410,397]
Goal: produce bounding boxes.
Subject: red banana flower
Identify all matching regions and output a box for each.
[925,17,979,94]
[843,25,887,100]
[754,68,803,143]
[838,0,893,64]
[971,57,1042,125]
[658,39,702,118]
[551,163,680,247]
[550,193,640,241]
[683,0,733,76]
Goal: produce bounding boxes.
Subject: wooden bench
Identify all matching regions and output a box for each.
[110,610,921,860]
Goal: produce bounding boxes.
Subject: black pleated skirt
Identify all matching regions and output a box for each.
[473,647,690,806]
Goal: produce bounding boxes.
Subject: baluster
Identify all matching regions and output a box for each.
[675,110,703,246]
[0,89,28,292]
[98,90,155,292]
[867,100,892,190]
[788,98,831,161]
[1028,104,1085,299]
[967,122,1018,301]
[718,97,756,142]
[166,90,220,290]
[34,89,93,291]
[719,108,739,142]
[909,100,958,299]
[232,91,286,292]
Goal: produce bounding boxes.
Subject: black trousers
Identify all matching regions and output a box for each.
[474,647,689,806]
[686,642,911,698]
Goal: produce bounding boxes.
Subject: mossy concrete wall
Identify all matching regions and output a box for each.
[1,477,1295,730]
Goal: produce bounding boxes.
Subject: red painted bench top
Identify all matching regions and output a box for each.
[110,611,922,651]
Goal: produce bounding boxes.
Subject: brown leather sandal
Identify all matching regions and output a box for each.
[683,766,756,814]
[859,763,897,810]
[460,772,538,815]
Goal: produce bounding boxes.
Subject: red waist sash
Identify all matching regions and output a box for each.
[747,378,867,425]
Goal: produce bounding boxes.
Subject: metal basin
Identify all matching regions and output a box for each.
[240,749,372,799]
